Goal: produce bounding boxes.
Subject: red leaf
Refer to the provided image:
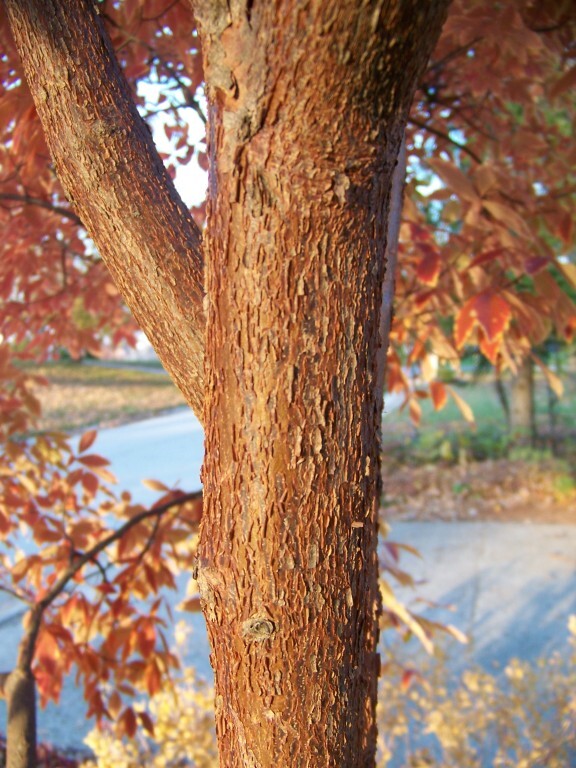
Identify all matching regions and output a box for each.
[550,64,576,99]
[119,707,137,738]
[429,381,447,411]
[416,247,441,287]
[455,293,511,349]
[137,710,155,736]
[426,158,480,203]
[78,429,98,453]
[77,454,110,468]
[81,472,99,496]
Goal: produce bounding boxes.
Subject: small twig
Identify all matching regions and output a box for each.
[0,583,32,605]
[409,117,482,164]
[0,192,83,226]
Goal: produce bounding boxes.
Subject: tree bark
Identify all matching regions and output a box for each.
[194,2,449,765]
[5,669,36,768]
[510,356,536,444]
[3,0,205,418]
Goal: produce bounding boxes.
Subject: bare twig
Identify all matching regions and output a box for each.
[0,192,84,226]
[409,117,482,164]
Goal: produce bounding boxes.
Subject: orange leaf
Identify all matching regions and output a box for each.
[416,247,441,287]
[550,64,576,98]
[532,355,563,398]
[78,429,98,453]
[479,333,501,365]
[142,478,170,492]
[426,158,480,203]
[145,660,162,696]
[429,381,447,411]
[137,621,157,657]
[446,386,475,424]
[482,200,531,239]
[408,397,421,426]
[455,293,511,350]
[180,596,202,612]
[454,299,477,349]
[475,293,511,341]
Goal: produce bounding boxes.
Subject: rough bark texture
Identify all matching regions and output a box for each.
[4,0,205,418]
[195,2,449,765]
[5,669,36,768]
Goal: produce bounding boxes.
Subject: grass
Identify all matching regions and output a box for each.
[381,370,576,463]
[22,360,576,463]
[27,360,187,433]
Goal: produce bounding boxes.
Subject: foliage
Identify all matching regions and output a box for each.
[0,346,202,735]
[80,619,576,768]
[82,661,217,768]
[377,617,576,767]
[388,0,576,421]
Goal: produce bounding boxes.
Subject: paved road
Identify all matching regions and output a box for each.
[389,521,576,671]
[0,410,574,750]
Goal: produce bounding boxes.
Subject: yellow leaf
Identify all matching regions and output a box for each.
[142,478,170,492]
[532,355,563,398]
[380,580,434,654]
[446,386,475,423]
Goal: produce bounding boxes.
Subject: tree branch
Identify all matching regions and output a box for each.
[4,0,206,419]
[376,136,406,408]
[409,117,482,164]
[16,489,202,671]
[0,192,84,226]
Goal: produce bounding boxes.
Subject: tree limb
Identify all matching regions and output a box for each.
[0,192,84,226]
[16,489,202,671]
[4,0,206,419]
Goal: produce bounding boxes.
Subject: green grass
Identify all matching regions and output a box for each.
[382,370,576,464]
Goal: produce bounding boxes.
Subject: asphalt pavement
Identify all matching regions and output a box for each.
[0,409,574,750]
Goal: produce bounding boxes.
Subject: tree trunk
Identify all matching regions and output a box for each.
[195,3,448,765]
[5,669,36,768]
[510,356,536,444]
[6,0,450,764]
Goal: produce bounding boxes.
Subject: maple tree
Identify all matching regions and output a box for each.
[0,1,574,767]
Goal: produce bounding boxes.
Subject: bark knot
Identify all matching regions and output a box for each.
[241,616,275,642]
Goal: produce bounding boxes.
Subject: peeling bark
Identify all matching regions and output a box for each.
[195,2,449,764]
[4,0,205,418]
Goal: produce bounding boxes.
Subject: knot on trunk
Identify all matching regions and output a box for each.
[241,616,275,642]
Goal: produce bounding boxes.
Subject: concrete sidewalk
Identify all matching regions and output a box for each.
[0,411,574,749]
[389,521,576,671]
